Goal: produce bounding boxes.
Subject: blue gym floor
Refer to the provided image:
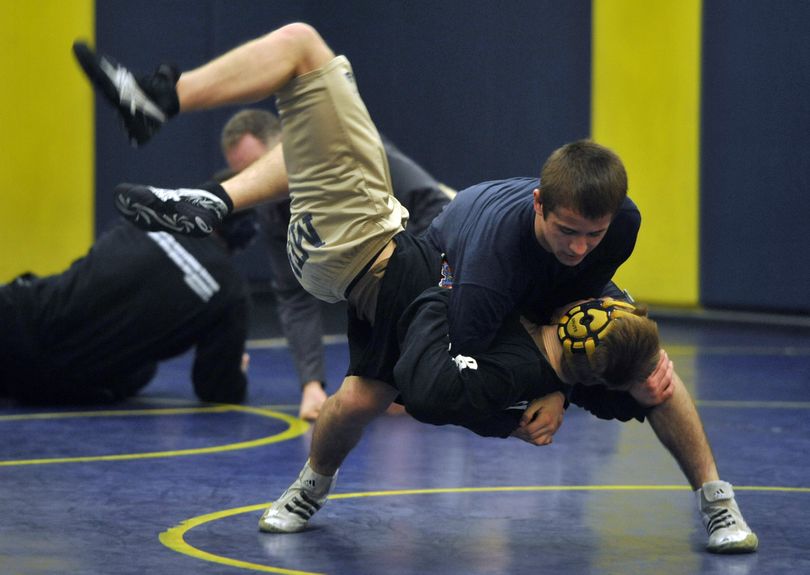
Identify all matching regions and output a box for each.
[2,302,809,575]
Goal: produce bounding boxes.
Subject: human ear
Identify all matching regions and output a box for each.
[533,188,543,216]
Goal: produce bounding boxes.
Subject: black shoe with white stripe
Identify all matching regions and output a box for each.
[114,183,232,237]
[72,41,179,147]
[259,460,337,533]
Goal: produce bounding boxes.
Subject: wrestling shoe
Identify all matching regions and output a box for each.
[114,182,232,237]
[72,41,179,146]
[697,480,758,553]
[258,460,337,533]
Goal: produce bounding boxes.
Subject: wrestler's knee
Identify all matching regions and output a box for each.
[330,376,396,422]
[271,23,334,74]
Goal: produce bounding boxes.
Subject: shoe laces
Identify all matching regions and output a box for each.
[705,506,737,535]
[283,491,323,520]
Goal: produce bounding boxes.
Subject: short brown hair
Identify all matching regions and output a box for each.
[588,306,660,390]
[539,139,627,220]
[220,108,282,155]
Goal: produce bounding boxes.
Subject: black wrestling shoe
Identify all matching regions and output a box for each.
[114,183,231,237]
[72,41,179,146]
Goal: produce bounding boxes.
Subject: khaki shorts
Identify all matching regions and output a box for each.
[277,56,408,304]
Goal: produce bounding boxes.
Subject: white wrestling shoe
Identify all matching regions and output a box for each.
[259,460,337,533]
[697,480,759,553]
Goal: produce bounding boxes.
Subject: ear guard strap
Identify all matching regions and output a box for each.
[557,297,637,377]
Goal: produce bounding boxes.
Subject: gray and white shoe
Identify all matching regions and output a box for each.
[259,460,337,533]
[697,480,758,553]
[72,41,179,147]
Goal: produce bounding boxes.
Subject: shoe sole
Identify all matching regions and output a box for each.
[258,521,306,534]
[73,42,122,109]
[258,513,308,534]
[707,532,759,554]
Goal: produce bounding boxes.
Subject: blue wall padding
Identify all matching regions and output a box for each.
[701,1,810,313]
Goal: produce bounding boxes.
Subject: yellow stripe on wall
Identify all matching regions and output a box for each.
[0,1,94,282]
[592,0,701,306]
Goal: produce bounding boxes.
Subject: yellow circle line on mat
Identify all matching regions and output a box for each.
[696,399,810,409]
[160,484,810,575]
[0,405,234,421]
[0,404,308,466]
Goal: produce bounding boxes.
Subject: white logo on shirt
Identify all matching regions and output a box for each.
[148,232,220,302]
[505,401,529,412]
[453,354,478,371]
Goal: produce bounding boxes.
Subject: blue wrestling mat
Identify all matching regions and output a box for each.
[1,311,809,574]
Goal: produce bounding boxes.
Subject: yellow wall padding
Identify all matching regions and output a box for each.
[0,1,94,282]
[592,0,701,306]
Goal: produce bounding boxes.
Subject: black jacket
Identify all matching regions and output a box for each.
[1,221,249,404]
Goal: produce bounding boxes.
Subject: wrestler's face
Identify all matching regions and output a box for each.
[225,133,269,172]
[533,194,611,267]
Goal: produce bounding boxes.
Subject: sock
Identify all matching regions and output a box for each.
[199,182,234,214]
[140,63,181,118]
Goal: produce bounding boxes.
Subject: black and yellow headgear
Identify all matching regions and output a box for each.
[557,297,638,382]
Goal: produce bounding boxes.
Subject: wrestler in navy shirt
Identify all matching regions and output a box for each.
[426,177,640,355]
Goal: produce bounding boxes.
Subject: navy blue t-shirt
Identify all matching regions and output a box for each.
[425,177,640,355]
